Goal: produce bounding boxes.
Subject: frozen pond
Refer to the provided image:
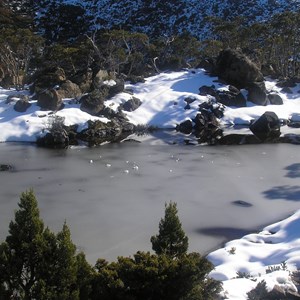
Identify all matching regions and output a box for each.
[0,138,299,264]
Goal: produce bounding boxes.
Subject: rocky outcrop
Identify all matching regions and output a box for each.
[80,88,108,115]
[176,119,193,134]
[14,95,31,112]
[80,78,125,115]
[249,111,281,141]
[247,81,267,105]
[36,114,135,148]
[199,85,246,107]
[214,49,267,106]
[57,80,82,99]
[176,99,224,144]
[268,93,283,105]
[121,97,142,112]
[219,86,246,107]
[107,79,125,98]
[215,49,264,88]
[37,88,63,111]
[268,284,300,299]
[70,68,93,93]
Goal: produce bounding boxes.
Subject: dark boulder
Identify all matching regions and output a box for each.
[107,79,125,98]
[98,108,134,132]
[80,88,108,115]
[14,95,31,112]
[247,82,267,105]
[193,109,223,144]
[184,97,196,104]
[214,49,264,89]
[120,120,135,133]
[99,107,121,119]
[199,85,246,107]
[193,111,220,131]
[268,93,283,105]
[214,49,267,106]
[249,111,281,141]
[176,119,193,134]
[218,86,246,107]
[37,88,63,111]
[57,80,82,99]
[121,97,142,112]
[198,99,225,119]
[199,85,218,97]
[70,68,93,93]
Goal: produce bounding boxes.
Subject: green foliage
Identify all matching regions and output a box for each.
[152,33,202,70]
[236,271,252,279]
[228,247,236,254]
[42,40,94,77]
[204,11,300,78]
[151,201,189,258]
[1,1,300,84]
[92,29,152,76]
[0,27,44,88]
[0,192,221,299]
[265,261,288,274]
[247,280,269,300]
[0,0,35,30]
[46,115,66,134]
[0,189,45,299]
[91,251,221,300]
[0,190,93,299]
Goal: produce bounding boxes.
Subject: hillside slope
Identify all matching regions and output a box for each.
[36,0,300,39]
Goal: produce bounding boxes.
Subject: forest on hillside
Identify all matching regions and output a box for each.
[0,0,299,89]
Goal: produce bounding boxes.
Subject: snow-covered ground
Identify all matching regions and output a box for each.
[1,68,300,298]
[1,69,300,143]
[208,210,300,299]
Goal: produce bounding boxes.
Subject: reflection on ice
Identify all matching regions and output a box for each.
[0,141,299,263]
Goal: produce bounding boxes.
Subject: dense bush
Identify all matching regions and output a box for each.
[0,192,222,299]
[0,190,93,299]
[1,1,299,88]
